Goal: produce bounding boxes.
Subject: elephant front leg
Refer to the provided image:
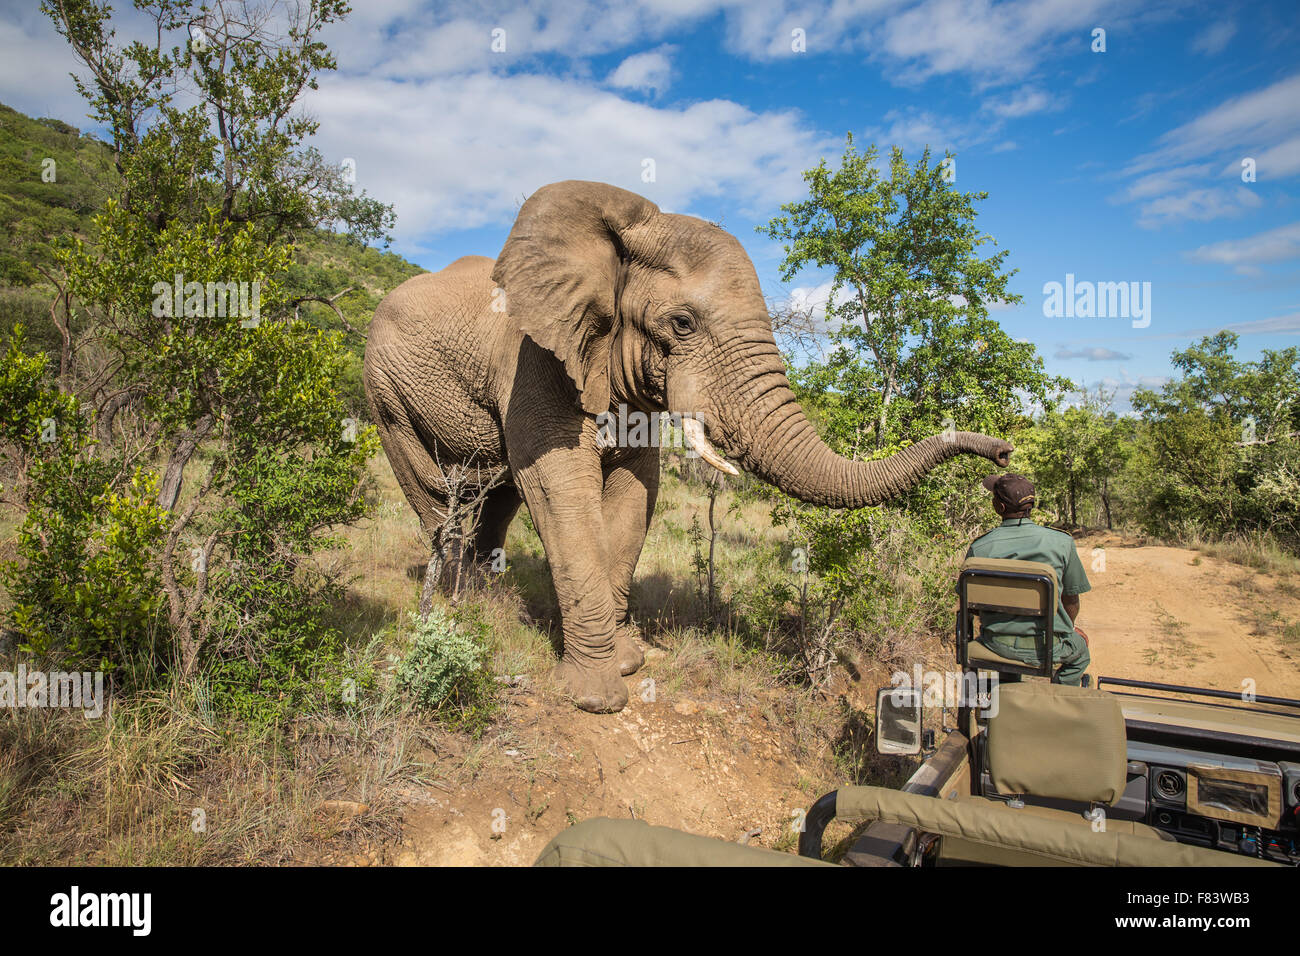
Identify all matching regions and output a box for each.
[602,446,660,676]
[514,449,628,713]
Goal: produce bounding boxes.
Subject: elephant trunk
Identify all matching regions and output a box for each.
[703,336,1010,509]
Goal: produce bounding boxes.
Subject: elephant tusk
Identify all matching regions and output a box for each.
[682,418,739,476]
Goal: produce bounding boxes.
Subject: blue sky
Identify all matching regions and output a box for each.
[3,0,1298,409]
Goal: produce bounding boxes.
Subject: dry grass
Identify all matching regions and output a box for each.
[0,454,943,864]
[1184,530,1300,578]
[0,667,436,865]
[633,472,786,633]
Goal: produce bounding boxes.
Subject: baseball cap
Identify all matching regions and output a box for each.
[982,473,1036,512]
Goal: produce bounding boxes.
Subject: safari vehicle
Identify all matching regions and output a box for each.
[795,557,1300,867]
[536,558,1299,867]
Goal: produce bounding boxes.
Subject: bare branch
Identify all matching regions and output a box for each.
[291,286,362,338]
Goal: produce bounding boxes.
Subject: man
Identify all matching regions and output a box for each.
[965,473,1092,685]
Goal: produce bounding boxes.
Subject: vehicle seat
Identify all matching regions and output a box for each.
[833,787,1274,867]
[957,557,1064,679]
[955,681,1172,861]
[987,680,1127,803]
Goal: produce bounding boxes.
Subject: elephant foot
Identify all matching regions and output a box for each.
[614,625,645,676]
[554,658,628,713]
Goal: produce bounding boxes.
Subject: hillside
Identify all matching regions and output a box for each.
[0,100,425,410]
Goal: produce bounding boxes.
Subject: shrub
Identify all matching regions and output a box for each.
[744,472,985,687]
[205,586,376,727]
[0,327,168,671]
[395,609,496,727]
[7,465,168,671]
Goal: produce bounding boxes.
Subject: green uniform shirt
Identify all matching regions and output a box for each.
[964,518,1091,645]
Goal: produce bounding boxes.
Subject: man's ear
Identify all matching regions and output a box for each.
[492,181,659,415]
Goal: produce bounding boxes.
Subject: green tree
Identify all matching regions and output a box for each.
[1019,388,1131,528]
[753,137,1068,680]
[761,135,1065,452]
[1131,333,1300,547]
[3,1,387,691]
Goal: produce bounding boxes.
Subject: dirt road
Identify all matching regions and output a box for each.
[1076,533,1300,698]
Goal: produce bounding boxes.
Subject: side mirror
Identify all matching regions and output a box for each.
[875,685,922,755]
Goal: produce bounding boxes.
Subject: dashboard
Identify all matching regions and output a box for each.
[1132,741,1299,863]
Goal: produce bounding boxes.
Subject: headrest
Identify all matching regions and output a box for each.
[960,557,1058,615]
[986,681,1128,805]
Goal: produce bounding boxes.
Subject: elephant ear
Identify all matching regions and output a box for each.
[492,181,659,415]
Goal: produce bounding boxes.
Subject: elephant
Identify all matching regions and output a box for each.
[363,180,1013,714]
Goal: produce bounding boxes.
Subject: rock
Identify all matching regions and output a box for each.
[320,799,369,817]
[673,699,699,716]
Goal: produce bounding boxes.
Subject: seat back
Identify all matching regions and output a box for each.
[959,557,1058,616]
[957,557,1059,678]
[985,681,1128,805]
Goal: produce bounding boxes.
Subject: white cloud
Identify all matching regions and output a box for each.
[325,0,1149,88]
[1234,134,1300,181]
[869,87,1061,160]
[1186,222,1300,275]
[321,2,704,80]
[1135,186,1261,230]
[876,0,1129,85]
[0,8,113,128]
[1127,73,1300,176]
[981,86,1063,119]
[1055,346,1132,361]
[785,280,835,321]
[1120,163,1211,202]
[1116,75,1300,228]
[607,46,675,94]
[7,1,1159,140]
[304,71,836,246]
[865,107,978,153]
[1190,20,1236,55]
[1181,312,1300,337]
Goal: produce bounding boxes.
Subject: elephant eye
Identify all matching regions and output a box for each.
[669,313,696,336]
